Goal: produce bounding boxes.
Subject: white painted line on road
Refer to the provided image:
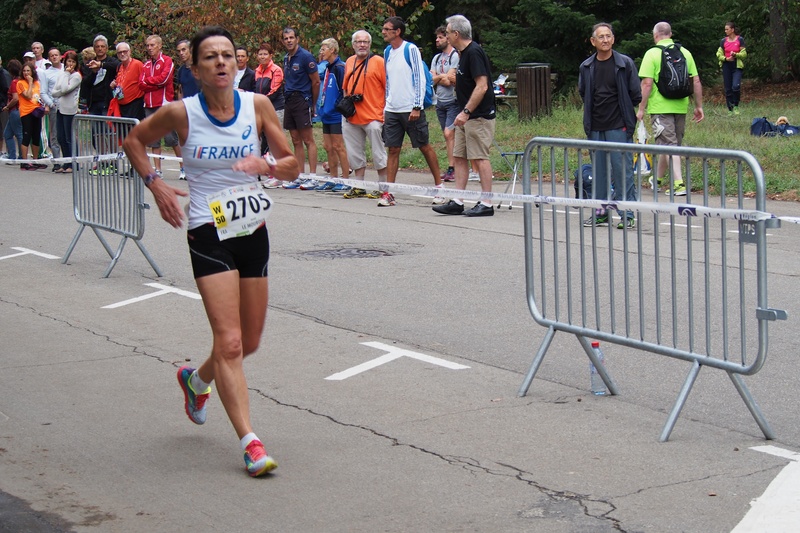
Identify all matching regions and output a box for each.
[325,341,470,381]
[730,445,800,533]
[102,282,201,309]
[0,247,60,261]
[750,445,800,461]
[144,283,202,300]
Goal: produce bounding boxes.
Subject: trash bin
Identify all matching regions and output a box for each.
[516,63,551,119]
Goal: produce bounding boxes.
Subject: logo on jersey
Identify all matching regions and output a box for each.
[193,143,256,160]
[242,125,252,139]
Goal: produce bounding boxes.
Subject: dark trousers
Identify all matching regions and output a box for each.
[56,111,75,168]
[119,98,145,120]
[722,62,743,110]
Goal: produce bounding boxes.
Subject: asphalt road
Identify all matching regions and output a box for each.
[1,157,800,532]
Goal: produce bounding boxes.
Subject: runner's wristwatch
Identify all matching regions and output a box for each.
[263,152,277,174]
[143,172,160,187]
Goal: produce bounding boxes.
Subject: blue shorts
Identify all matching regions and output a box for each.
[322,121,343,135]
[436,101,460,131]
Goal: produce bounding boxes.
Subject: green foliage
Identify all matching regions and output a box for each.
[114,0,394,64]
[1,0,120,62]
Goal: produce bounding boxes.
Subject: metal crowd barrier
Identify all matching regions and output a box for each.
[61,115,162,278]
[518,137,787,441]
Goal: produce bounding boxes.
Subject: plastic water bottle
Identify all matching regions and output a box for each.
[590,341,607,396]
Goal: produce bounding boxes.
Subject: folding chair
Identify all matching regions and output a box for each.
[493,140,524,209]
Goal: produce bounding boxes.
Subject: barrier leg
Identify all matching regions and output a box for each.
[518,325,556,397]
[62,225,86,264]
[133,238,164,278]
[102,236,129,278]
[91,227,116,258]
[577,335,620,396]
[729,372,775,440]
[660,361,701,442]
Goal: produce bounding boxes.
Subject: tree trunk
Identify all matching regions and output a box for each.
[769,0,789,81]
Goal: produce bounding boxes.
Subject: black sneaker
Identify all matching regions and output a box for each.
[52,163,62,172]
[583,210,609,227]
[432,200,464,215]
[464,203,494,217]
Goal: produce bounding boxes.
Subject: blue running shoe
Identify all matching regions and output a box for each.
[331,183,351,192]
[316,181,336,191]
[177,366,210,425]
[244,439,277,477]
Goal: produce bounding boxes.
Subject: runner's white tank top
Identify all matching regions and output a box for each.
[183,91,259,229]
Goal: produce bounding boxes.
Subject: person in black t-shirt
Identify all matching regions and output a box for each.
[432,14,497,218]
[578,22,642,229]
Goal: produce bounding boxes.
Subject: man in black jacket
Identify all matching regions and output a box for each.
[79,35,121,166]
[80,34,120,116]
[235,47,255,92]
[578,22,641,229]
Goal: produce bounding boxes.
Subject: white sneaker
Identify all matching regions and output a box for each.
[0,152,8,159]
[262,177,282,189]
[432,184,447,205]
[468,171,480,181]
[299,179,320,190]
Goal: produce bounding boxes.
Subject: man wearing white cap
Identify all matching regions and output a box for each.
[23,52,46,79]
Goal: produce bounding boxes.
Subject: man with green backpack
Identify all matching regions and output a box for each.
[636,21,704,197]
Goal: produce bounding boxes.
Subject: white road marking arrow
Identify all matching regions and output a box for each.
[0,247,60,261]
[325,341,470,381]
[731,445,800,532]
[102,282,201,309]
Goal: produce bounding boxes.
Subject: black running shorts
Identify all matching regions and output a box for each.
[187,223,270,279]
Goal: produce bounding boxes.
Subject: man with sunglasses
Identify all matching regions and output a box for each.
[380,16,442,207]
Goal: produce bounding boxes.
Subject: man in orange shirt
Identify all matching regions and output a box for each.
[340,30,387,198]
[111,42,145,120]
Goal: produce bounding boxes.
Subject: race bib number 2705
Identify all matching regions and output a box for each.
[206,183,273,241]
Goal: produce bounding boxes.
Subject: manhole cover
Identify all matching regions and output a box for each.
[300,248,393,260]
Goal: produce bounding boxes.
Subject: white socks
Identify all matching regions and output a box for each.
[241,432,259,450]
[190,370,211,393]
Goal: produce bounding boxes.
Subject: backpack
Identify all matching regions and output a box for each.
[385,42,434,108]
[573,164,593,200]
[750,117,779,137]
[655,43,693,99]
